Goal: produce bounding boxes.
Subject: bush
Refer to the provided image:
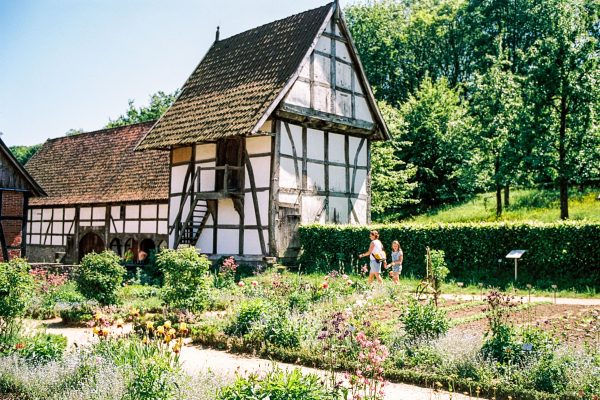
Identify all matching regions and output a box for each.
[58,301,95,325]
[213,256,238,288]
[157,247,211,312]
[400,299,449,342]
[76,251,125,305]
[224,299,267,337]
[298,222,600,289]
[247,312,302,349]
[27,281,84,319]
[218,368,335,400]
[0,259,34,324]
[18,332,67,363]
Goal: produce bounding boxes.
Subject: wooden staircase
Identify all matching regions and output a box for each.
[177,199,209,246]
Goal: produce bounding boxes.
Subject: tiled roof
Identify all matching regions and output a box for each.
[26,122,169,206]
[137,3,334,150]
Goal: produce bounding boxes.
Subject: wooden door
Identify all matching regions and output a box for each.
[78,232,105,262]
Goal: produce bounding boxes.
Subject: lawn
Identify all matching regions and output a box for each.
[405,189,600,223]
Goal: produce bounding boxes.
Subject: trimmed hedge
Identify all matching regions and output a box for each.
[298,222,600,289]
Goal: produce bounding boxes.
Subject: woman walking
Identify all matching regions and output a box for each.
[359,230,384,284]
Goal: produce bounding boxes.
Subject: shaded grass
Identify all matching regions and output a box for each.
[406,189,599,223]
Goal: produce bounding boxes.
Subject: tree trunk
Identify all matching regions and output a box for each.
[504,185,510,208]
[495,157,502,217]
[559,94,569,220]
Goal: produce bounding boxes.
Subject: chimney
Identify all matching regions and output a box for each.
[215,26,220,42]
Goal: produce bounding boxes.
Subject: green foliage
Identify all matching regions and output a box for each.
[94,338,183,400]
[27,281,84,319]
[18,333,67,363]
[400,299,449,342]
[106,90,179,128]
[218,368,335,400]
[224,299,267,337]
[75,251,125,306]
[429,249,449,282]
[298,222,600,288]
[58,301,94,325]
[157,247,210,312]
[0,259,34,323]
[247,312,302,349]
[9,144,42,165]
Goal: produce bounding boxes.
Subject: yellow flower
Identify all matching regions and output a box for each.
[164,335,172,344]
[116,318,124,328]
[129,307,140,317]
[164,320,172,329]
[142,336,150,345]
[92,327,100,336]
[101,328,110,337]
[94,312,103,321]
[157,326,165,335]
[168,328,176,336]
[146,321,154,331]
[178,322,188,334]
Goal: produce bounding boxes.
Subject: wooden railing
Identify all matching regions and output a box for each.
[196,164,244,194]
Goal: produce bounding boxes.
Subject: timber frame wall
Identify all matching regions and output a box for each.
[0,190,29,261]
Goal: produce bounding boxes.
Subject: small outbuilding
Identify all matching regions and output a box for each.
[0,138,46,261]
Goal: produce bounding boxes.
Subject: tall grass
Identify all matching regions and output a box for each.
[407,189,599,223]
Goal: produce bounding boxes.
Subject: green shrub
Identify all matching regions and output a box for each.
[157,247,211,312]
[218,368,335,400]
[18,332,67,362]
[400,299,449,342]
[481,323,521,364]
[76,251,126,305]
[27,281,84,319]
[298,222,600,289]
[530,355,572,394]
[224,299,267,337]
[59,302,95,325]
[247,312,302,349]
[0,259,34,324]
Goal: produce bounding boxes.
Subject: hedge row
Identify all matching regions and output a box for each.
[298,222,600,289]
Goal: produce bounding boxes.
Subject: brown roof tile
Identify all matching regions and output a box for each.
[26,122,169,206]
[137,3,334,150]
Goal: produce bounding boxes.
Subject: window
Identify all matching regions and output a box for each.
[216,138,243,192]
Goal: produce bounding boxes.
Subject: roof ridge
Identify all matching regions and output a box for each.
[45,120,156,143]
[216,3,333,44]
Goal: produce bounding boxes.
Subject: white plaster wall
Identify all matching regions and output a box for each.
[92,207,105,221]
[80,208,91,220]
[169,197,181,226]
[111,206,120,219]
[335,92,352,118]
[52,222,62,235]
[352,169,368,195]
[281,124,302,157]
[314,54,331,84]
[126,205,139,219]
[316,36,331,53]
[198,161,216,192]
[329,165,346,192]
[243,191,269,226]
[31,209,42,221]
[285,80,311,108]
[278,192,299,205]
[217,229,239,254]
[351,199,368,225]
[159,204,168,219]
[349,137,367,167]
[246,157,271,189]
[279,157,299,189]
[246,136,271,155]
[140,221,156,234]
[336,62,352,90]
[301,195,326,224]
[314,85,331,113]
[306,128,324,160]
[243,229,263,255]
[328,196,348,223]
[171,165,188,193]
[307,162,325,190]
[64,208,75,221]
[218,199,239,226]
[112,220,124,234]
[196,143,216,161]
[196,223,213,254]
[335,39,351,63]
[53,208,63,220]
[124,221,138,233]
[328,133,346,163]
[141,204,157,219]
[356,97,373,123]
[158,221,168,235]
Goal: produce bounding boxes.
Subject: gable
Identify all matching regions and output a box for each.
[279,17,387,137]
[0,139,45,196]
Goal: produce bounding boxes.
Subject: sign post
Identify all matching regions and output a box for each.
[505,250,527,281]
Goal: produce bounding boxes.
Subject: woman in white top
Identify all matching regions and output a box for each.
[358,230,384,284]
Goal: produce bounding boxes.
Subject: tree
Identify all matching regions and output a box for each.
[9,144,42,165]
[397,77,482,211]
[106,90,179,128]
[469,43,524,216]
[64,128,84,136]
[371,101,418,221]
[524,0,599,219]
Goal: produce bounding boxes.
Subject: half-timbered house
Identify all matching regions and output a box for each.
[136,2,390,261]
[25,122,170,263]
[0,138,46,261]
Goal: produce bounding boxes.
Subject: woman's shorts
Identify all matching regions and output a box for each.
[392,264,402,274]
[370,260,382,273]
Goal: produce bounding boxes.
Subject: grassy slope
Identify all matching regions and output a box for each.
[406,189,599,223]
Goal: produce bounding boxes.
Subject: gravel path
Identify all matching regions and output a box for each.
[35,320,484,400]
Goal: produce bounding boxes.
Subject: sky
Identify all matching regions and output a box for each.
[0,0,350,147]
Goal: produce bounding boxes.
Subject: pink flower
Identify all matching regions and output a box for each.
[251,281,258,287]
[237,281,245,287]
[346,280,354,286]
[342,274,349,280]
[321,282,329,289]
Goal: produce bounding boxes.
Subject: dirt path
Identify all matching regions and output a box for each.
[35,320,484,400]
[440,293,600,306]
